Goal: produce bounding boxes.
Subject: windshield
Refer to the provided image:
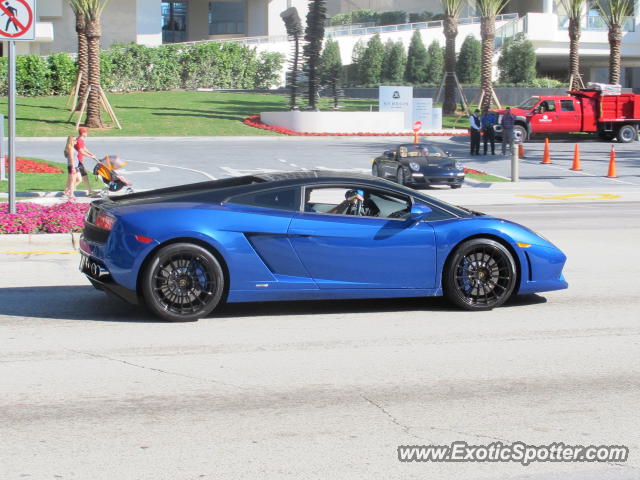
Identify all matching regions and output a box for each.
[517,96,539,110]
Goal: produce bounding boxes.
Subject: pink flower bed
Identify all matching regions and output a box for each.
[0,201,89,234]
[242,114,470,137]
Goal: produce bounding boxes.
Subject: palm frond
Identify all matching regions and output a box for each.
[77,0,110,21]
[596,0,633,27]
[475,0,508,17]
[441,0,468,17]
[558,0,587,19]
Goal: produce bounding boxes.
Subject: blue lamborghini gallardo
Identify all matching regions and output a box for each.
[79,171,567,321]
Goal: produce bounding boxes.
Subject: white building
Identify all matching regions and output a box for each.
[7,0,308,55]
[5,0,640,88]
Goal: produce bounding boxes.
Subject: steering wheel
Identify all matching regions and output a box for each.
[346,200,363,216]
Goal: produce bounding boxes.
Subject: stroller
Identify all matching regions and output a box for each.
[92,155,134,196]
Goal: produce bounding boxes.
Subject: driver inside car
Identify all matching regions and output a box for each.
[328,189,365,215]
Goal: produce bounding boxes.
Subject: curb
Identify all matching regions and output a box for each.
[0,232,80,252]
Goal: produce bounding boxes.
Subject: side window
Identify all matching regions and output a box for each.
[303,186,412,219]
[228,187,299,211]
[561,99,575,112]
[546,100,556,112]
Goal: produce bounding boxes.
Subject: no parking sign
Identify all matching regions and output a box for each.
[0,0,35,40]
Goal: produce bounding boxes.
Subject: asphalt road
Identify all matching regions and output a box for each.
[15,136,640,192]
[1,202,639,480]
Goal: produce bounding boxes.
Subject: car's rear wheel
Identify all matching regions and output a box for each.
[372,162,380,177]
[444,238,517,311]
[142,243,225,322]
[450,184,462,189]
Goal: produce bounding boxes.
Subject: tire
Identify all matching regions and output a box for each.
[372,162,380,177]
[617,124,637,143]
[443,238,517,311]
[513,125,528,143]
[450,184,462,189]
[141,242,225,322]
[396,167,408,186]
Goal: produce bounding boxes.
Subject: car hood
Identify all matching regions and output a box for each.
[400,157,456,168]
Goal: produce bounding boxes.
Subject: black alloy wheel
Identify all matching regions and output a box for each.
[444,239,517,311]
[142,243,225,322]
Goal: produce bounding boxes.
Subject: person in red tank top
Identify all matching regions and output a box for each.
[74,127,98,195]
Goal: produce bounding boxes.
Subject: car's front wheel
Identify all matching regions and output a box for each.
[141,243,225,322]
[444,238,517,311]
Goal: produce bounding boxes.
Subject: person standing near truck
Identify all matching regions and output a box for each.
[469,109,481,156]
[481,107,496,155]
[501,107,515,155]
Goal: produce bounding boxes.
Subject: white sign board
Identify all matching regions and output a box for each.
[412,98,433,131]
[431,107,443,131]
[0,0,36,41]
[379,86,413,130]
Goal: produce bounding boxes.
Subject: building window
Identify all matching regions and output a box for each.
[162,2,188,43]
[209,0,246,35]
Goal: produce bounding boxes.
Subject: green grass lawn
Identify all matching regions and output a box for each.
[0,91,382,137]
[1,158,103,193]
[466,172,508,183]
[0,91,465,137]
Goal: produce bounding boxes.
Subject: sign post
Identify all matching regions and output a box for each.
[1,0,36,213]
[412,121,422,144]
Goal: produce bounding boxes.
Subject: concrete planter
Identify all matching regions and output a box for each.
[260,111,406,134]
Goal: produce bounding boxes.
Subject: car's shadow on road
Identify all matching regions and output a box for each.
[0,285,547,322]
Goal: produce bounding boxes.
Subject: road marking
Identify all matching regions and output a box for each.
[124,159,217,180]
[518,193,621,201]
[220,166,286,177]
[119,166,160,174]
[0,250,77,255]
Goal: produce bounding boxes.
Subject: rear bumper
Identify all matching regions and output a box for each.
[79,249,140,305]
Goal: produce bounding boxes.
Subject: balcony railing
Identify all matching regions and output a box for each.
[325,13,519,38]
[558,15,635,32]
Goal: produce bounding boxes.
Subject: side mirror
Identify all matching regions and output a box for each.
[409,201,432,222]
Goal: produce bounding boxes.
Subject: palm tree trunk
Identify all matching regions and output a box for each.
[84,19,103,128]
[480,16,495,111]
[568,17,581,90]
[443,15,458,115]
[608,23,622,84]
[75,12,89,112]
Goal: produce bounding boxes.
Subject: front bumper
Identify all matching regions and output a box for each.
[408,172,465,186]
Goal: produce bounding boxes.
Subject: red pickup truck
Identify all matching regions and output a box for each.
[494,87,640,143]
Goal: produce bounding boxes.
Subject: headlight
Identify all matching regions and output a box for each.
[409,162,420,172]
[455,161,464,171]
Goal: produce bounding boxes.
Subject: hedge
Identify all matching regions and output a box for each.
[0,41,285,96]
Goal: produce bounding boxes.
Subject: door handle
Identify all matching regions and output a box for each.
[289,228,315,236]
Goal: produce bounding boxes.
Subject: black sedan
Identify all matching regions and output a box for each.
[371,143,465,189]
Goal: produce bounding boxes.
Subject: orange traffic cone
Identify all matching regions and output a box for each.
[518,143,525,159]
[570,144,582,171]
[540,137,552,164]
[607,145,617,178]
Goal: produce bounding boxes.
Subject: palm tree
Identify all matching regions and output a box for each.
[77,0,109,128]
[476,0,508,110]
[68,0,89,112]
[559,0,587,90]
[597,0,633,84]
[441,0,466,114]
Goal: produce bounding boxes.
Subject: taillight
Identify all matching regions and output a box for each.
[95,211,116,231]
